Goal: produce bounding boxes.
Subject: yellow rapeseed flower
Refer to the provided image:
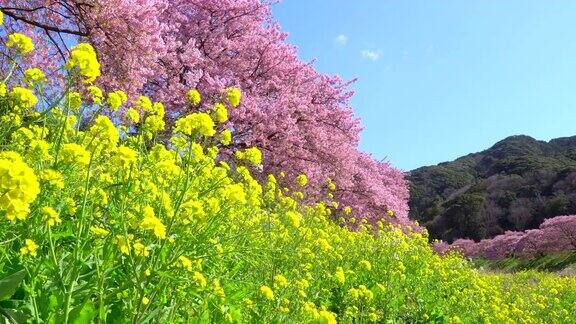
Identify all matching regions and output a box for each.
[327,178,337,191]
[318,310,337,324]
[296,174,308,187]
[212,103,228,123]
[143,115,165,135]
[9,87,38,111]
[220,129,232,146]
[60,143,90,166]
[226,87,241,107]
[0,152,40,220]
[65,92,82,112]
[286,211,302,228]
[193,271,207,289]
[90,226,109,237]
[87,86,104,104]
[126,108,140,123]
[273,274,289,289]
[42,206,61,227]
[222,184,246,205]
[187,89,201,106]
[178,255,194,272]
[87,115,119,150]
[106,90,128,112]
[260,285,274,300]
[133,242,150,257]
[113,234,134,255]
[235,147,262,165]
[151,102,165,117]
[66,43,101,83]
[359,260,372,271]
[334,267,346,284]
[174,112,215,137]
[24,68,47,85]
[140,206,166,239]
[39,169,65,189]
[134,96,153,112]
[20,239,38,257]
[112,146,138,168]
[7,33,35,55]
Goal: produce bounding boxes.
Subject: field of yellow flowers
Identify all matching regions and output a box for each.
[1,33,576,323]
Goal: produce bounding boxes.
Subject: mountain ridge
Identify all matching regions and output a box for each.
[408,134,576,242]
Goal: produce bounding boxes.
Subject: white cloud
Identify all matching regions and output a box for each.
[334,34,348,46]
[361,49,380,61]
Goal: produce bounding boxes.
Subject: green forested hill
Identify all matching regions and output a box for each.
[409,135,576,242]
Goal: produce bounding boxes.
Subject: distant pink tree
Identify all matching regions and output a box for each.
[539,215,576,250]
[480,231,524,260]
[443,215,576,260]
[513,229,543,257]
[432,241,450,255]
[0,0,410,223]
[450,239,480,258]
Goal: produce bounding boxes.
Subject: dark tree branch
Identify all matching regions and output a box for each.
[1,7,88,36]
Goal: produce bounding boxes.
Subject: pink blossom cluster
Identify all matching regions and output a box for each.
[0,1,411,224]
[433,215,576,259]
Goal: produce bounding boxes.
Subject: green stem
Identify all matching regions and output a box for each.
[2,59,18,83]
[51,108,71,166]
[63,151,95,323]
[47,226,66,291]
[63,280,76,324]
[24,266,41,324]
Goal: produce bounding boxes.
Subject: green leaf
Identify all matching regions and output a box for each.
[0,307,27,324]
[139,306,162,323]
[0,270,26,301]
[69,300,96,324]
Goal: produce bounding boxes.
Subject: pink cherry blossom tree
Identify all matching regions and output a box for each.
[441,215,576,259]
[0,0,410,223]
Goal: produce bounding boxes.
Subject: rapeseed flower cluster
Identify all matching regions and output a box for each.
[66,91,83,111]
[106,90,128,112]
[66,43,101,83]
[260,285,274,300]
[6,33,34,54]
[87,115,119,150]
[226,87,242,107]
[174,112,215,137]
[23,68,47,85]
[9,86,37,111]
[87,85,104,104]
[296,174,308,187]
[142,104,166,136]
[140,206,166,239]
[42,206,61,226]
[235,147,262,165]
[0,152,40,220]
[20,239,38,257]
[187,88,202,106]
[220,129,232,145]
[60,143,90,166]
[212,103,228,123]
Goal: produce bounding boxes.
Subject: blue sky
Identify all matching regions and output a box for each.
[271,1,576,170]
